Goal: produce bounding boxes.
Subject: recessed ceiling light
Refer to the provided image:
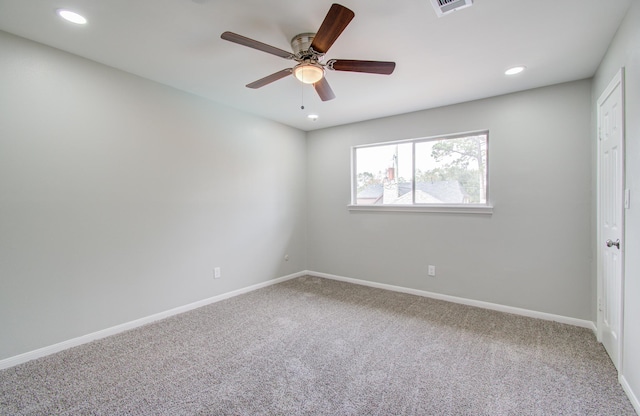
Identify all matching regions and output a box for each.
[307,114,319,121]
[56,9,87,25]
[505,66,526,76]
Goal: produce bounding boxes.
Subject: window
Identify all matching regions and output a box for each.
[350,131,491,213]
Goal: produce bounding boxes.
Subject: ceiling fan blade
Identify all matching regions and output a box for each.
[246,69,293,89]
[329,59,396,75]
[313,77,336,101]
[221,31,293,59]
[310,4,355,54]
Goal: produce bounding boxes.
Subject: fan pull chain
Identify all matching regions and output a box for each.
[300,81,305,110]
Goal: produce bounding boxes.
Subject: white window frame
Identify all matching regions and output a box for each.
[348,130,493,214]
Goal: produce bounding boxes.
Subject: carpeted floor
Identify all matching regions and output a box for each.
[0,276,635,415]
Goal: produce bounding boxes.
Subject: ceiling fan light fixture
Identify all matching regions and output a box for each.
[294,63,324,84]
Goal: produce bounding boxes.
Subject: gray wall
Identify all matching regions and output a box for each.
[592,0,640,406]
[307,80,593,320]
[0,31,307,360]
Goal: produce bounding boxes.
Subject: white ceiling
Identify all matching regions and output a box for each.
[0,0,632,131]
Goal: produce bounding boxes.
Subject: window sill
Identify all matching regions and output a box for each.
[347,204,493,215]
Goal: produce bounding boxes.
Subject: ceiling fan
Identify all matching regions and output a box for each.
[220,3,396,101]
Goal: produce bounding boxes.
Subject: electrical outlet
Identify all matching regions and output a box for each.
[214,267,221,279]
[428,265,436,277]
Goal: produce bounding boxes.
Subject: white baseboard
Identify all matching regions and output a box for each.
[0,269,597,370]
[0,271,304,370]
[620,374,640,415]
[306,271,597,331]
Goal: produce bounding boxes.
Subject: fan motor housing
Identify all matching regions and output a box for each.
[291,33,316,55]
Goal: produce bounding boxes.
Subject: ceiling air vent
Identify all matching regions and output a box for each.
[430,0,473,17]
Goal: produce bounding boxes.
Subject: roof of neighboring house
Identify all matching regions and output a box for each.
[416,181,466,203]
[394,190,442,204]
[357,184,384,199]
[357,180,466,204]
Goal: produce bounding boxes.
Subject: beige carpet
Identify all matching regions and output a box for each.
[0,276,635,415]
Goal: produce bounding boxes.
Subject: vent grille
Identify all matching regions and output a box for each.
[430,0,473,17]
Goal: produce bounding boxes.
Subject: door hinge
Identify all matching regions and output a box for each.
[598,297,603,312]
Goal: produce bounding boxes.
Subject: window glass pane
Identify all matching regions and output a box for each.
[414,135,487,204]
[352,132,488,208]
[355,143,413,205]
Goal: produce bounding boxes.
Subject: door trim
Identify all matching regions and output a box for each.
[596,67,625,370]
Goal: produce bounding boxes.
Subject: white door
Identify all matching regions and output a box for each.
[597,68,625,370]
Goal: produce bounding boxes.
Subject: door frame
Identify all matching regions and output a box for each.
[596,67,625,370]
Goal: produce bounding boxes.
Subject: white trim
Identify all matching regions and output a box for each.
[0,269,597,370]
[350,146,358,205]
[347,204,493,215]
[620,374,640,415]
[307,271,596,331]
[353,129,490,149]
[0,271,304,370]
